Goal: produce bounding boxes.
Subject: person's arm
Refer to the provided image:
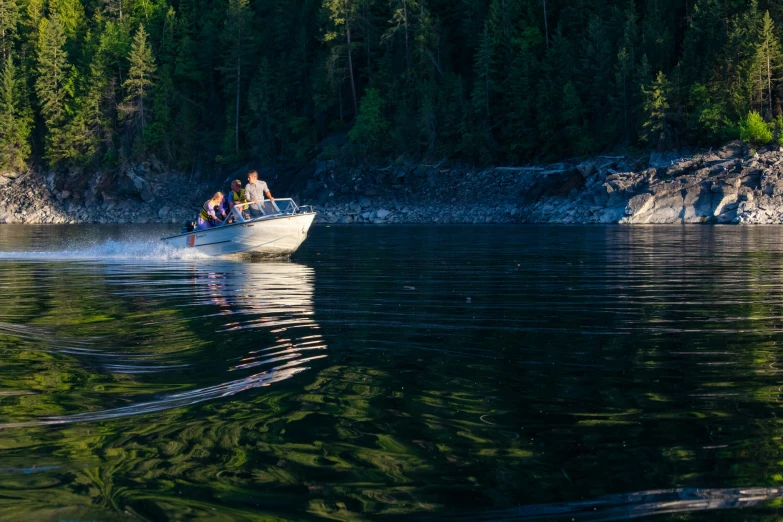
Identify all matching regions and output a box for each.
[265,189,274,202]
[209,202,223,223]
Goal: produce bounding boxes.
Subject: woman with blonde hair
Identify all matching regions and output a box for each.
[196,192,226,230]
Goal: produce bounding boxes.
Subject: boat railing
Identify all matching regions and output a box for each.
[229,199,312,224]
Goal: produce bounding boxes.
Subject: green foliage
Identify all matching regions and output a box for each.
[35,15,70,126]
[121,23,156,151]
[689,83,736,144]
[348,88,388,153]
[219,0,253,156]
[740,111,773,144]
[562,82,594,156]
[773,115,783,146]
[0,0,19,54]
[751,11,782,116]
[8,0,783,170]
[0,55,32,171]
[642,71,671,151]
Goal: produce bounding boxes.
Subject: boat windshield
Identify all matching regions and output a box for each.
[228,199,299,223]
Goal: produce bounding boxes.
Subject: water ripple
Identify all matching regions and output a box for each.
[0,259,326,427]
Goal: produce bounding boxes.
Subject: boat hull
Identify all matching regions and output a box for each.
[161,212,316,257]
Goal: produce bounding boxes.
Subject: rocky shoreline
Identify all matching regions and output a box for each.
[4,141,783,226]
[0,158,209,225]
[309,141,783,225]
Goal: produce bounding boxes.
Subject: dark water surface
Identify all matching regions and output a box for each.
[2,225,783,520]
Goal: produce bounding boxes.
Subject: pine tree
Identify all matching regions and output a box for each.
[247,57,275,160]
[325,0,359,117]
[688,82,731,144]
[121,23,156,151]
[5,0,783,171]
[435,74,468,157]
[501,27,541,161]
[471,21,492,119]
[614,2,638,144]
[220,0,253,156]
[641,0,674,74]
[642,71,671,150]
[47,0,85,39]
[752,11,782,117]
[0,54,32,171]
[35,15,71,131]
[537,29,574,156]
[59,56,109,165]
[581,15,615,148]
[562,81,592,155]
[0,0,18,60]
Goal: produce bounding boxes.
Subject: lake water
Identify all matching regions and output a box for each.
[2,224,783,521]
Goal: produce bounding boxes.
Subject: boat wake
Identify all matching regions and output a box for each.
[0,239,211,262]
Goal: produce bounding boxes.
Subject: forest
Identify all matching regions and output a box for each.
[2,0,783,174]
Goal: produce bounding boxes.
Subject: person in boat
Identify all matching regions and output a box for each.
[245,170,274,218]
[196,192,225,230]
[227,179,248,220]
[218,193,231,220]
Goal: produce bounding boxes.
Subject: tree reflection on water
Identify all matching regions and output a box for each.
[3,226,783,520]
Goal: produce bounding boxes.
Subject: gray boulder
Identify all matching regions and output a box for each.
[624,193,654,218]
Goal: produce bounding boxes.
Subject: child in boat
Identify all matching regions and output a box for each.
[197,192,225,230]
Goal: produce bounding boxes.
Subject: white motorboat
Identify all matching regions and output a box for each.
[161,199,316,257]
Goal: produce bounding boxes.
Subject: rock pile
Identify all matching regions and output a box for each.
[0,159,211,225]
[7,141,783,225]
[311,141,783,225]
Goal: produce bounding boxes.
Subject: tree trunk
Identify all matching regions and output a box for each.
[346,22,358,116]
[623,69,628,142]
[542,0,548,49]
[140,83,145,136]
[484,46,489,115]
[365,1,371,83]
[235,54,240,154]
[338,82,344,122]
[403,0,409,71]
[768,51,772,115]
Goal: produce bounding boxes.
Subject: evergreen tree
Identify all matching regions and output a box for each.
[642,71,672,150]
[58,57,109,165]
[0,0,18,60]
[752,11,782,117]
[35,14,73,164]
[0,54,32,171]
[325,0,360,117]
[501,27,541,161]
[689,82,732,144]
[581,15,616,149]
[8,0,783,172]
[220,0,253,157]
[562,81,591,155]
[471,21,492,119]
[120,23,156,152]
[349,87,388,152]
[48,0,85,39]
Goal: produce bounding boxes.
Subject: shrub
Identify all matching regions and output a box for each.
[739,111,773,144]
[348,88,389,154]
